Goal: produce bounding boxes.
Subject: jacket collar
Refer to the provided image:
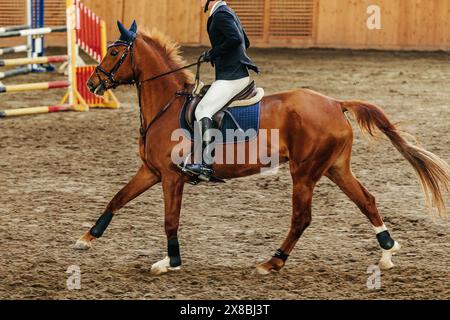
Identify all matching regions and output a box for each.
[210,1,226,16]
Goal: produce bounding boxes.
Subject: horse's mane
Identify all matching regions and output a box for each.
[139,28,194,84]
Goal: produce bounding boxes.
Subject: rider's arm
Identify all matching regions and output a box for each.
[209,12,243,60]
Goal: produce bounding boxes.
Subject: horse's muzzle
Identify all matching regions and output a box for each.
[87,80,106,96]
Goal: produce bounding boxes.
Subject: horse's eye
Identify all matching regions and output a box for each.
[111,50,119,57]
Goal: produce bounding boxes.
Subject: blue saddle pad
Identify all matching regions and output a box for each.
[179,101,261,144]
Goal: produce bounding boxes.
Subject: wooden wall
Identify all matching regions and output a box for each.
[316,0,450,50]
[1,0,450,51]
[86,0,450,50]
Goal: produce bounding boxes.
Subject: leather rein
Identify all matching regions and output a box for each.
[94,39,203,140]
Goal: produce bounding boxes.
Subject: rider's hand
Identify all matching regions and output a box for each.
[202,50,213,63]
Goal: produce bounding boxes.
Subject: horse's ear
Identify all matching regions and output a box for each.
[117,20,128,36]
[130,20,137,33]
[117,20,136,42]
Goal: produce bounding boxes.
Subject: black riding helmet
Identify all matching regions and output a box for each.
[204,0,213,13]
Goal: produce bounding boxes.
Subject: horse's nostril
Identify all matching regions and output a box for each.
[87,80,96,90]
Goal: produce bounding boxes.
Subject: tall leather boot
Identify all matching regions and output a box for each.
[183,117,215,181]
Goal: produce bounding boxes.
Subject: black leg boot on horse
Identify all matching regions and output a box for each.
[183,117,215,181]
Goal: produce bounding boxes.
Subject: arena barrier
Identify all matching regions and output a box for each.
[0,45,30,56]
[0,0,119,118]
[0,66,29,79]
[0,105,73,118]
[0,80,70,93]
[0,25,31,34]
[0,55,68,67]
[0,26,66,39]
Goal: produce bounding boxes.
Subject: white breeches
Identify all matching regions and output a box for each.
[195,76,250,120]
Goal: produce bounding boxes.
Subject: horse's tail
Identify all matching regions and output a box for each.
[341,100,450,218]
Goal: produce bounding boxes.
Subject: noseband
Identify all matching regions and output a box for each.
[95,40,136,90]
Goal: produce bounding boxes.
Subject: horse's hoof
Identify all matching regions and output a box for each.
[379,259,394,270]
[379,241,401,270]
[73,239,92,250]
[150,256,181,276]
[255,263,272,275]
[255,256,285,275]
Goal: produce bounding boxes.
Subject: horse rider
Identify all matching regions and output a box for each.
[184,0,260,180]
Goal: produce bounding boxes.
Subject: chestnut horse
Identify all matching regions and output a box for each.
[76,22,450,276]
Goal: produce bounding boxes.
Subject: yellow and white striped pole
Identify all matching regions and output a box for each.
[63,0,88,112]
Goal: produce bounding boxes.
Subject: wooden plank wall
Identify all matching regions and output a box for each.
[101,0,450,50]
[81,0,201,44]
[316,0,450,50]
[1,0,450,51]
[121,0,201,45]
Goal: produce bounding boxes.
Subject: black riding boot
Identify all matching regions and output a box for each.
[184,117,215,181]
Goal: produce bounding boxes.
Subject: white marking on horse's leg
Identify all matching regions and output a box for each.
[372,224,401,270]
[150,256,181,276]
[372,224,388,234]
[379,241,401,270]
[73,238,92,250]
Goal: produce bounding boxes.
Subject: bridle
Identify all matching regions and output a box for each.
[93,38,203,140]
[95,40,137,90]
[95,39,203,90]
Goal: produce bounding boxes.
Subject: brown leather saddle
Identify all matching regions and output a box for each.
[184,80,259,131]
